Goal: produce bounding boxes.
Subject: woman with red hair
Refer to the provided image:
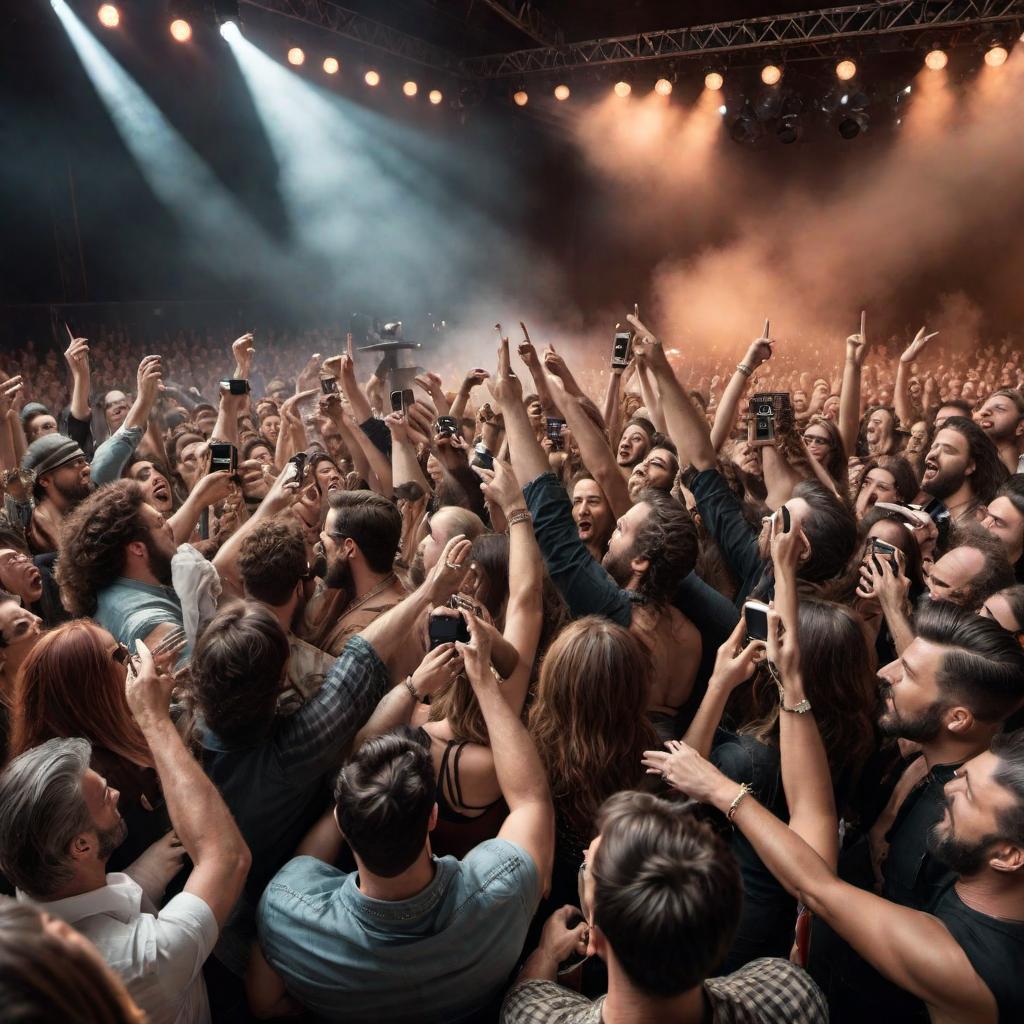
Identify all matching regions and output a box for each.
[8,619,172,872]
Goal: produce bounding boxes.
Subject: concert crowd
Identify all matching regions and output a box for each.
[1,310,1023,1024]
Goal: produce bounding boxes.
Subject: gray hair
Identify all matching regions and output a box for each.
[0,738,93,899]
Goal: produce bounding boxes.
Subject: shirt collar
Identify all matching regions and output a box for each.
[341,858,456,923]
[19,872,142,925]
[108,577,178,599]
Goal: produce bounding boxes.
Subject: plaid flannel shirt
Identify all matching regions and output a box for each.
[500,958,827,1024]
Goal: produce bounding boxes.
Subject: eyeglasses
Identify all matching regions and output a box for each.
[802,434,832,447]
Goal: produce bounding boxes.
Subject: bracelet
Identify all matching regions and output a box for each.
[506,509,533,528]
[403,675,424,703]
[736,362,754,377]
[776,683,812,714]
[727,783,753,821]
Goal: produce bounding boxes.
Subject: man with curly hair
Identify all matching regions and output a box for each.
[55,480,183,652]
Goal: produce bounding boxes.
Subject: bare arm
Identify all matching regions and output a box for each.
[168,471,235,547]
[341,408,390,495]
[333,345,373,425]
[895,327,937,429]
[635,362,667,434]
[386,413,432,494]
[0,379,24,472]
[839,312,869,455]
[602,368,623,440]
[518,338,561,415]
[710,337,773,451]
[492,337,551,485]
[123,356,163,433]
[450,368,489,422]
[126,642,250,927]
[64,337,92,421]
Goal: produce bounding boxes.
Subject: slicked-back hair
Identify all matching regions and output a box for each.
[792,479,858,584]
[631,489,698,605]
[238,514,308,607]
[990,730,1024,847]
[335,727,435,878]
[327,490,402,573]
[0,738,92,900]
[914,599,1024,723]
[591,792,741,997]
[941,416,1010,505]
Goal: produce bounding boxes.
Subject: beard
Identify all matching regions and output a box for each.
[927,816,996,876]
[922,464,966,501]
[324,553,354,592]
[602,545,635,587]
[409,549,426,589]
[143,535,174,586]
[876,684,947,742]
[96,817,128,861]
[54,476,92,507]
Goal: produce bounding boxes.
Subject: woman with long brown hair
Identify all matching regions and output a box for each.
[528,616,659,908]
[9,619,173,872]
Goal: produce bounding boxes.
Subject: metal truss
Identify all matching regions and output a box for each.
[477,1,563,47]
[461,1,1024,78]
[238,0,464,73]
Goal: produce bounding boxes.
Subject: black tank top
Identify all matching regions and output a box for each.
[430,741,507,860]
[935,885,1024,1022]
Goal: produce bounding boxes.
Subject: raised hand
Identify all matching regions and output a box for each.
[136,355,164,407]
[454,610,494,686]
[0,376,24,418]
[641,739,733,805]
[125,639,175,728]
[900,326,939,365]
[744,321,775,370]
[410,641,464,700]
[626,314,671,374]
[710,616,764,693]
[490,333,523,408]
[64,336,90,374]
[766,607,800,684]
[846,310,870,365]
[231,332,255,372]
[279,388,319,425]
[472,458,526,515]
[424,533,472,603]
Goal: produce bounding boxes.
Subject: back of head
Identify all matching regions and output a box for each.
[989,729,1024,849]
[0,738,92,900]
[943,416,1009,504]
[632,489,698,604]
[792,479,858,584]
[947,521,1015,611]
[915,600,1024,723]
[327,490,402,573]
[0,898,145,1024]
[432,505,486,546]
[871,455,921,502]
[530,618,657,831]
[11,620,152,769]
[334,726,435,877]
[238,514,308,607]
[592,792,741,996]
[55,481,147,617]
[189,601,290,746]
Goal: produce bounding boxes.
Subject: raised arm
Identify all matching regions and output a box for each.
[449,367,489,422]
[628,314,716,471]
[646,742,995,1022]
[64,336,92,422]
[516,333,560,416]
[492,335,551,485]
[231,332,254,381]
[386,411,432,494]
[839,311,869,456]
[330,341,373,426]
[0,378,24,473]
[122,355,163,434]
[602,364,624,441]
[126,640,250,926]
[460,613,554,891]
[635,362,667,434]
[895,326,937,429]
[710,333,773,451]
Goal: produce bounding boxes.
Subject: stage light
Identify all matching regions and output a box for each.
[97,4,119,28]
[838,110,869,138]
[925,49,948,70]
[513,90,528,106]
[365,69,380,86]
[287,47,304,66]
[705,71,724,91]
[718,104,727,115]
[654,78,672,96]
[219,20,239,40]
[730,100,762,144]
[614,81,631,97]
[761,64,782,86]
[403,80,418,96]
[323,57,339,74]
[169,18,192,42]
[985,45,1008,67]
[429,89,443,105]
[836,59,857,81]
[554,83,570,101]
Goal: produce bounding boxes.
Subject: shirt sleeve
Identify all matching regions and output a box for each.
[91,425,144,485]
[65,411,95,460]
[690,468,764,592]
[273,634,392,779]
[523,472,631,627]
[500,980,597,1024]
[148,891,218,1007]
[359,416,392,459]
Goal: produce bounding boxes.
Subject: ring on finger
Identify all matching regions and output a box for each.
[445,559,461,570]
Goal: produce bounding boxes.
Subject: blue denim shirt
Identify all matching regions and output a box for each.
[94,577,184,650]
[258,839,541,1023]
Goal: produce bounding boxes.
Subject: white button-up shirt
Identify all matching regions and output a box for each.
[20,873,217,1024]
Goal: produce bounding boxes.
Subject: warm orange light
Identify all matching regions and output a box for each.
[364,69,380,86]
[287,47,305,66]
[513,90,528,106]
[985,46,1008,67]
[97,4,120,28]
[554,83,570,101]
[403,80,418,96]
[761,64,782,85]
[169,19,192,42]
[323,57,339,74]
[704,71,724,91]
[428,89,443,105]
[925,49,948,70]
[654,78,672,96]
[836,59,857,81]
[614,80,631,97]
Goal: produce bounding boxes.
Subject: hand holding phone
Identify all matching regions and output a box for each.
[743,600,770,643]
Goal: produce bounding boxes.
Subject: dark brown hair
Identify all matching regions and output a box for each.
[238,514,308,607]
[327,490,402,573]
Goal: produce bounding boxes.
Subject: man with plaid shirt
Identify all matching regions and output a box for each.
[501,791,826,1024]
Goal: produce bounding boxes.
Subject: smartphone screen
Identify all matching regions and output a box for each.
[743,600,770,643]
[611,331,633,369]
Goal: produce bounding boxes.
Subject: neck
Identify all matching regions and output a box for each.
[351,561,394,600]
[996,439,1023,473]
[266,597,296,636]
[922,728,995,772]
[942,483,976,519]
[40,492,70,517]
[3,641,33,683]
[602,960,706,1024]
[49,861,108,902]
[955,870,1024,922]
[357,848,435,902]
[121,560,164,587]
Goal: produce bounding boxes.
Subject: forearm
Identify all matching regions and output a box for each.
[346,418,391,496]
[894,361,913,429]
[427,387,451,416]
[637,365,666,434]
[504,404,553,485]
[602,372,622,439]
[339,371,372,423]
[168,488,207,547]
[332,417,370,482]
[652,363,716,471]
[70,370,91,421]
[681,682,733,758]
[391,437,431,494]
[501,519,543,713]
[0,419,15,473]
[449,385,472,422]
[525,363,560,416]
[880,596,914,655]
[838,358,862,454]
[7,412,26,463]
[210,400,241,447]
[558,392,630,517]
[777,669,839,869]
[351,685,417,752]
[710,368,750,452]
[761,444,802,511]
[123,396,155,434]
[517,949,560,983]
[360,584,435,674]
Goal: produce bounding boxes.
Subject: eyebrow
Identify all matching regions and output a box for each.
[901,658,917,679]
